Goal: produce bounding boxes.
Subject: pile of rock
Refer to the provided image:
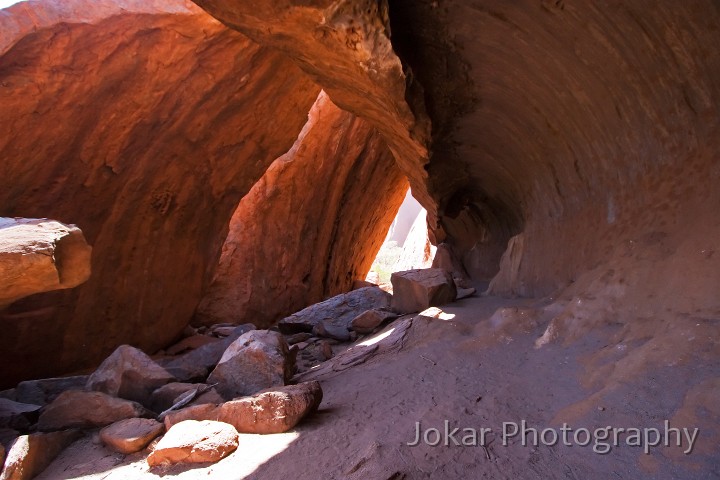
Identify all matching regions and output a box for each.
[0,274,470,477]
[0,327,322,477]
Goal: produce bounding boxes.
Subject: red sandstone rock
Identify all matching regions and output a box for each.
[195,92,407,329]
[189,0,433,222]
[86,345,175,406]
[147,420,238,467]
[390,269,457,314]
[0,0,320,387]
[207,331,294,400]
[37,391,149,431]
[0,218,91,309]
[99,418,164,454]
[164,382,323,434]
[0,430,81,480]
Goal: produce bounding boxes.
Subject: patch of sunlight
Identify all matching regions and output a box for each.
[37,431,300,479]
[419,306,455,321]
[357,327,396,347]
[0,0,26,10]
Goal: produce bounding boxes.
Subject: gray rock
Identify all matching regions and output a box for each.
[278,287,391,336]
[0,399,41,430]
[15,376,88,406]
[207,330,294,400]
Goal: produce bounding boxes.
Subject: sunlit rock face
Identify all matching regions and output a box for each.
[0,0,319,386]
[195,92,407,328]
[189,0,435,226]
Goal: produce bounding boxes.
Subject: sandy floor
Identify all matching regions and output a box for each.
[37,291,720,479]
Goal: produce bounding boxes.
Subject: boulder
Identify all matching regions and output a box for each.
[278,287,391,337]
[0,399,41,430]
[0,430,81,480]
[390,269,457,314]
[99,418,164,454]
[0,218,91,309]
[159,324,256,382]
[164,381,323,434]
[350,309,399,334]
[207,331,293,400]
[14,376,88,406]
[147,420,238,467]
[37,391,149,431]
[86,345,175,405]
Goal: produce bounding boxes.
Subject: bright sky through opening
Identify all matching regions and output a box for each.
[0,0,25,9]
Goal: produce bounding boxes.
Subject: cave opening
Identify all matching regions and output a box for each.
[366,187,435,286]
[0,1,25,9]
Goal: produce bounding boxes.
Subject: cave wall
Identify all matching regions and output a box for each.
[0,0,320,385]
[194,92,407,328]
[192,0,720,304]
[387,0,720,298]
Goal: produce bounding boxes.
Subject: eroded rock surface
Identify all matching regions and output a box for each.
[195,92,407,328]
[0,0,319,386]
[0,218,91,309]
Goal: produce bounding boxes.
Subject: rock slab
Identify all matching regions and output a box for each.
[100,418,164,454]
[147,420,238,467]
[278,287,391,337]
[390,268,457,314]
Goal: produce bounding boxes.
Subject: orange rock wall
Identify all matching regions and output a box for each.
[0,2,319,385]
[195,92,407,328]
